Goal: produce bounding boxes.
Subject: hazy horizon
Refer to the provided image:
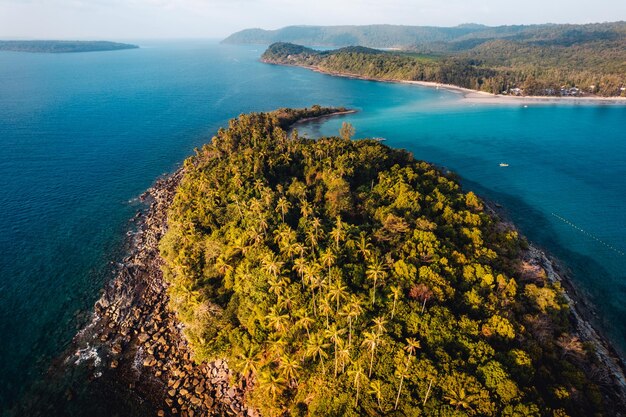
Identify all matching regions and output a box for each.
[1,0,625,40]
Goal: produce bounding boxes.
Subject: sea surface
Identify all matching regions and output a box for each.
[0,40,625,414]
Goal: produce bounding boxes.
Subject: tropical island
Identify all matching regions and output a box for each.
[250,22,626,98]
[0,40,139,53]
[50,107,626,417]
[159,107,626,415]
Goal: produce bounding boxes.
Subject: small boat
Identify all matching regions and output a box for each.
[499,163,509,167]
[372,137,386,142]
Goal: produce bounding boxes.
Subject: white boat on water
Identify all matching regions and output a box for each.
[499,163,509,167]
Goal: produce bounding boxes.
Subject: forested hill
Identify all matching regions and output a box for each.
[159,108,625,417]
[0,40,139,53]
[223,22,626,49]
[262,38,626,97]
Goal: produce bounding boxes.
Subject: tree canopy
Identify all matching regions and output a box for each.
[160,108,619,416]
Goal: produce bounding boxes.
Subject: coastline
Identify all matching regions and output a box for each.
[263,60,626,105]
[524,245,626,400]
[18,169,254,417]
[483,202,626,410]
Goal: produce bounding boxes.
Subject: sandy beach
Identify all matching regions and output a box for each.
[264,60,626,106]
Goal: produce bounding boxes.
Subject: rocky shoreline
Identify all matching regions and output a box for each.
[523,246,626,406]
[45,169,256,417]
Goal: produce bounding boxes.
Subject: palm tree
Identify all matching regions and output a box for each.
[278,354,301,387]
[318,296,333,329]
[326,323,347,377]
[262,253,283,278]
[389,285,402,319]
[356,231,373,260]
[372,316,388,336]
[293,256,307,284]
[444,383,479,411]
[366,257,387,305]
[266,307,290,333]
[336,340,351,374]
[275,196,290,223]
[320,248,336,278]
[305,332,330,374]
[404,338,421,360]
[235,345,262,386]
[258,369,286,401]
[394,361,412,410]
[344,297,364,347]
[268,276,286,298]
[266,336,288,360]
[361,331,382,377]
[295,309,315,337]
[300,199,312,219]
[329,280,349,313]
[368,379,384,412]
[347,364,367,408]
[329,217,345,251]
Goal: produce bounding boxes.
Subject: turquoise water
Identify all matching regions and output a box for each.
[0,40,625,413]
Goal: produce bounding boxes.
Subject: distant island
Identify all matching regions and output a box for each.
[0,40,139,53]
[222,22,626,50]
[261,35,626,97]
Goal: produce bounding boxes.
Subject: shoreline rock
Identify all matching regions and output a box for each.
[36,169,258,417]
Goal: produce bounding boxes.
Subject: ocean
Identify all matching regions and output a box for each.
[0,39,625,414]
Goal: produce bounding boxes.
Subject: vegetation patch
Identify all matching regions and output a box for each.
[160,108,614,416]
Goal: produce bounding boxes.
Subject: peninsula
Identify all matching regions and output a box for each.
[256,22,626,99]
[0,40,139,53]
[52,107,626,417]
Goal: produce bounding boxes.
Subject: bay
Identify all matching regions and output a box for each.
[0,39,624,413]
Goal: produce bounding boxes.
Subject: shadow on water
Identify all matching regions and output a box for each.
[460,177,626,358]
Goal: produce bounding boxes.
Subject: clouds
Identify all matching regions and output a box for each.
[0,0,624,39]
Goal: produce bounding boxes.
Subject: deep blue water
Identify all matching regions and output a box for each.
[0,40,625,412]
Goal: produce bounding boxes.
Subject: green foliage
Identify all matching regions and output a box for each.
[262,25,626,97]
[161,109,613,416]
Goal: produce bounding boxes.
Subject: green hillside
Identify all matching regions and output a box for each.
[159,108,623,417]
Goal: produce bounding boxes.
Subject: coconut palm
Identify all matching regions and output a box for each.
[361,331,382,377]
[368,379,384,412]
[235,345,262,386]
[347,364,367,408]
[258,369,286,401]
[320,248,336,278]
[336,340,351,374]
[278,354,301,387]
[344,296,364,347]
[356,231,373,260]
[404,337,421,361]
[366,257,387,305]
[394,361,412,410]
[444,383,480,411]
[329,217,345,251]
[262,253,283,278]
[372,316,388,336]
[295,309,315,337]
[325,323,347,377]
[275,196,290,223]
[305,332,330,374]
[329,280,349,313]
[389,285,402,319]
[266,307,290,333]
[318,296,333,329]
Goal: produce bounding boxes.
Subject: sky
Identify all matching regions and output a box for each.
[0,0,624,40]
